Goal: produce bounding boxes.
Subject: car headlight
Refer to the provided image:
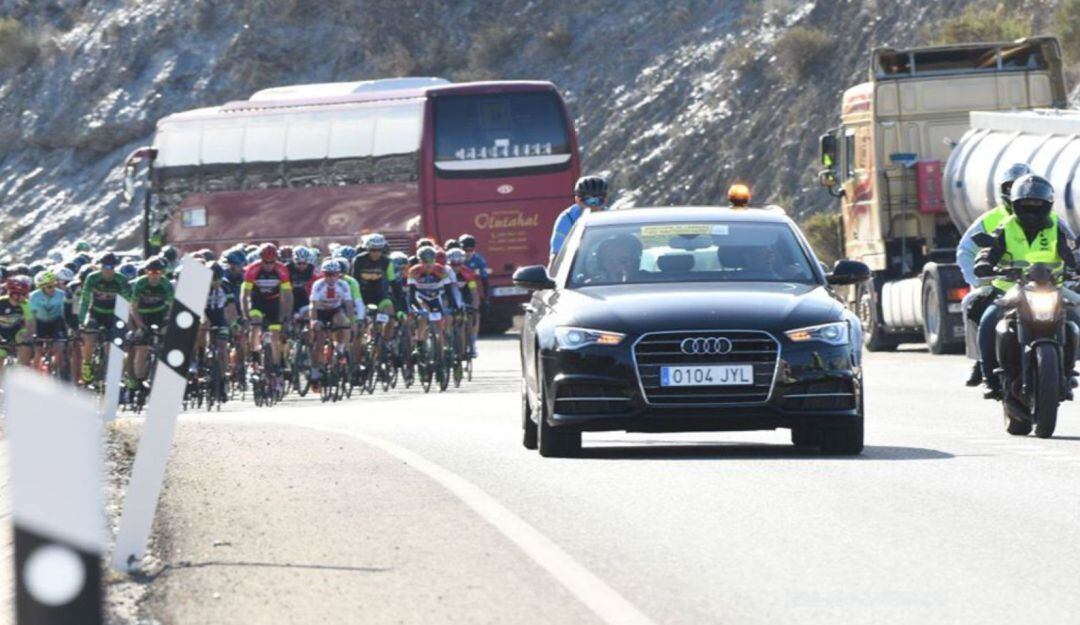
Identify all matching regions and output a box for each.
[1027,290,1059,322]
[785,321,849,346]
[554,326,626,349]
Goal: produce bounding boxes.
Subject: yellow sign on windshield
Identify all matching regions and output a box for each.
[640,224,713,237]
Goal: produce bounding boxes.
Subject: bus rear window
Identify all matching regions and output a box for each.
[434,92,572,176]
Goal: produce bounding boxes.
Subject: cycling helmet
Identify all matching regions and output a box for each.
[459,234,477,249]
[279,245,294,262]
[28,262,47,276]
[5,277,29,297]
[9,263,29,277]
[444,238,461,250]
[998,163,1033,206]
[77,265,95,282]
[97,252,119,268]
[389,251,409,271]
[1010,174,1055,231]
[63,261,79,273]
[73,253,93,267]
[258,242,278,263]
[574,175,608,200]
[224,248,248,266]
[74,240,92,253]
[446,248,466,265]
[34,271,57,287]
[47,250,64,264]
[416,237,436,251]
[244,244,258,254]
[194,248,215,262]
[246,251,259,265]
[55,267,75,283]
[728,183,751,207]
[417,246,437,263]
[366,233,388,251]
[336,245,358,261]
[294,246,316,265]
[209,262,225,280]
[118,263,138,280]
[161,245,179,264]
[320,259,341,274]
[144,256,167,272]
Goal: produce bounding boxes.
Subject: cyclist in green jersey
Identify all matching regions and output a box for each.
[78,252,131,383]
[127,256,175,386]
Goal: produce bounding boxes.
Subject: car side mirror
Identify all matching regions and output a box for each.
[826,259,871,286]
[513,265,556,291]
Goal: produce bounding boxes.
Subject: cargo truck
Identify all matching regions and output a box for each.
[817,37,1069,353]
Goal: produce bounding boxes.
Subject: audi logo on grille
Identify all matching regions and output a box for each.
[680,337,734,355]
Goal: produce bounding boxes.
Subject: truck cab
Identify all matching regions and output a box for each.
[819,37,1068,352]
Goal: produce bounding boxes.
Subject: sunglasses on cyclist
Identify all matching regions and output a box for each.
[583,195,606,207]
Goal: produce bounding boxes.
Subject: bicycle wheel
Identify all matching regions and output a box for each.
[417,338,432,393]
[293,340,311,397]
[362,344,378,395]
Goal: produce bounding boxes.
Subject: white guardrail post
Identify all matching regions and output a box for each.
[100,295,130,421]
[112,256,210,572]
[6,369,104,625]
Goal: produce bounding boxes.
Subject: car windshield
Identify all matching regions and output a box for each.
[567,221,818,287]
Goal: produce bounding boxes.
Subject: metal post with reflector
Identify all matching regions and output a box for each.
[5,369,104,625]
[100,295,130,421]
[112,256,211,572]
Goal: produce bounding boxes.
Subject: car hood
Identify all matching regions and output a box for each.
[551,282,843,334]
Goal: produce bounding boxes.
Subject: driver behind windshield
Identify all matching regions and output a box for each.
[587,234,643,284]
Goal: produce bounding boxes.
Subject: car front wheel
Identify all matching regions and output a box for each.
[537,381,580,458]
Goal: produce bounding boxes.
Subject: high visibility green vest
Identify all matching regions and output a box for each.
[992,214,1062,291]
[981,204,1010,233]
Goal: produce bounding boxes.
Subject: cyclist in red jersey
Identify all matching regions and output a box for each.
[240,243,293,369]
[446,248,479,357]
[407,246,456,355]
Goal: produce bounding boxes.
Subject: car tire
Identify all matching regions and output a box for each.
[537,382,580,458]
[820,418,864,455]
[790,425,820,447]
[522,381,538,450]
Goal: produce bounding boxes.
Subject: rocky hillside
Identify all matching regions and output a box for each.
[0,0,1077,258]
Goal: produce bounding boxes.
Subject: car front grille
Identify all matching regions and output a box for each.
[779,379,857,411]
[633,330,779,406]
[554,383,633,416]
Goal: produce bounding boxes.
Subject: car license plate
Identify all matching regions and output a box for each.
[492,286,528,297]
[660,364,754,387]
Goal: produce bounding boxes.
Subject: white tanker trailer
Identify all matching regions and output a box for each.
[944,109,1080,233]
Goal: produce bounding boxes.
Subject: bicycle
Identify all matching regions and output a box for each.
[34,337,70,381]
[363,306,395,394]
[286,319,312,398]
[316,321,352,403]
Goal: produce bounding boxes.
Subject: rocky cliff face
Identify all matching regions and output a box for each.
[0,0,1074,258]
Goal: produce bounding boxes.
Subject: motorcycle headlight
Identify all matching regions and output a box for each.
[1027,290,1060,322]
[785,321,849,346]
[554,327,626,350]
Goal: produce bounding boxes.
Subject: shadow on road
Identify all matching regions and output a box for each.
[579,441,953,461]
[128,560,390,583]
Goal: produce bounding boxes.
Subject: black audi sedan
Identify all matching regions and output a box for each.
[515,206,870,457]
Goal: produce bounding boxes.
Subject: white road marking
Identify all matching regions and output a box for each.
[306,424,658,625]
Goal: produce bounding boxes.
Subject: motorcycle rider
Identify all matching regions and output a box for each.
[958,163,1033,386]
[974,174,1080,399]
[550,175,609,263]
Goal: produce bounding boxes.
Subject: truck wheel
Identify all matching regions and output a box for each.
[857,279,898,352]
[922,273,963,355]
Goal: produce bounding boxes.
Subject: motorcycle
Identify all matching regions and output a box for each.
[986,263,1079,438]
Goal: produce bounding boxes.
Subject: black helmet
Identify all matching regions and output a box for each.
[1010,174,1054,231]
[417,246,437,263]
[998,163,1033,206]
[444,238,461,250]
[144,256,167,272]
[574,175,608,200]
[97,252,119,268]
[9,263,29,276]
[77,265,95,282]
[459,234,477,249]
[73,252,93,267]
[210,262,225,280]
[161,245,178,263]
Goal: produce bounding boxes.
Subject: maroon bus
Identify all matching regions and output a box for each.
[124,77,581,329]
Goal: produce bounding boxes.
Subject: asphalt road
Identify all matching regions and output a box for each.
[8,337,1080,623]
